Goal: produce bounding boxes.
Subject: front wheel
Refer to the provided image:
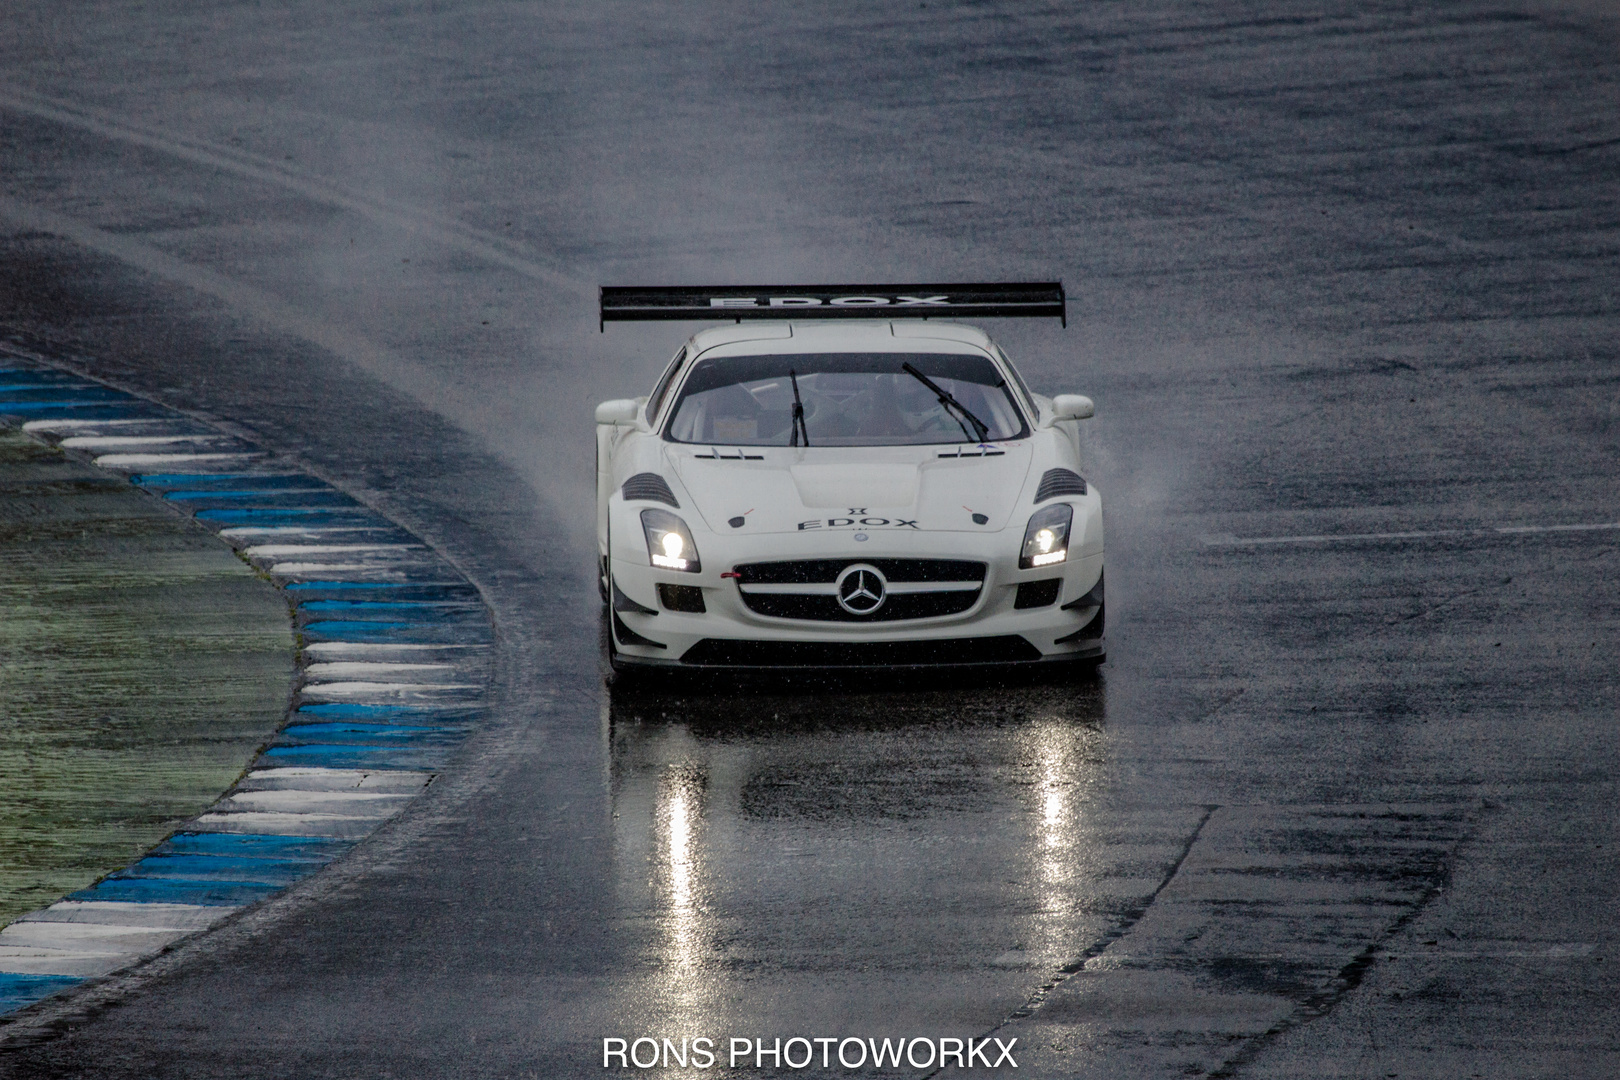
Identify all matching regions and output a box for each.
[598,513,612,605]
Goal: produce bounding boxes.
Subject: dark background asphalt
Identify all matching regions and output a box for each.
[0,1,1616,1076]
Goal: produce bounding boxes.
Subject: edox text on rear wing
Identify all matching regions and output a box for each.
[598,282,1065,330]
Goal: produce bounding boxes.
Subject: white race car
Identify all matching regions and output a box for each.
[594,284,1103,672]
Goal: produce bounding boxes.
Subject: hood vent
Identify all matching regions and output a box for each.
[622,472,679,508]
[693,448,764,460]
[1035,468,1087,502]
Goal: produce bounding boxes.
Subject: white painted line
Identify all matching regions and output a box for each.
[237,767,431,793]
[244,544,424,557]
[1201,528,1465,546]
[268,563,445,576]
[299,681,479,699]
[17,901,235,930]
[354,771,433,791]
[1496,522,1620,535]
[217,790,415,815]
[22,418,166,432]
[268,563,395,575]
[0,945,140,978]
[1201,521,1620,547]
[219,526,399,538]
[61,434,229,448]
[238,767,365,780]
[0,922,192,952]
[191,812,404,838]
[91,452,264,467]
[303,662,459,678]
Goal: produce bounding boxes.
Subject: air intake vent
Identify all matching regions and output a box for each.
[1035,468,1087,502]
[679,635,1042,667]
[1014,578,1062,609]
[658,583,706,613]
[622,472,679,508]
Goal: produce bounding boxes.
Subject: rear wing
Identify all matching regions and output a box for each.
[599,282,1065,330]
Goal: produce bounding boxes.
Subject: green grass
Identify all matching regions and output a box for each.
[0,428,295,925]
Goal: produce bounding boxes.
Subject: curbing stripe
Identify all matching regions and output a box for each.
[235,769,430,793]
[0,974,85,1010]
[92,452,267,468]
[188,812,405,838]
[15,901,239,929]
[65,881,286,908]
[0,339,492,1019]
[60,434,237,448]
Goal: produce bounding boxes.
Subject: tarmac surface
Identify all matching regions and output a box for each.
[0,1,1616,1076]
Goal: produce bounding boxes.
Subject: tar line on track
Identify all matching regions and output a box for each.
[0,84,592,299]
[1205,802,1488,1079]
[920,804,1221,1080]
[0,193,531,448]
[1202,522,1620,548]
[0,331,494,1030]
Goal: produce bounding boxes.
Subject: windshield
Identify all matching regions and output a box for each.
[663,352,1028,446]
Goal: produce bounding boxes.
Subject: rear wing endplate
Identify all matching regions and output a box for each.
[599,282,1065,330]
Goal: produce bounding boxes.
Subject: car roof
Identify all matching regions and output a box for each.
[686,320,996,357]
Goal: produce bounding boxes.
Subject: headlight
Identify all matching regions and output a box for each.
[1019,504,1072,569]
[641,509,701,573]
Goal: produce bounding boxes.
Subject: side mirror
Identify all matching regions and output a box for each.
[595,399,640,426]
[1047,394,1095,423]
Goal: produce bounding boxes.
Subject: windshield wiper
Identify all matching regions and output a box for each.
[901,362,990,443]
[788,368,810,447]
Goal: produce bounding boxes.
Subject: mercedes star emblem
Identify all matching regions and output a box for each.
[836,563,887,615]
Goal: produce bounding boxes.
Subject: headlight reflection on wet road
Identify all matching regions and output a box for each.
[607,674,1112,1036]
[1035,720,1077,864]
[660,769,704,974]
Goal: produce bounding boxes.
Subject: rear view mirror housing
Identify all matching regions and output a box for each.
[595,399,640,426]
[1045,394,1095,425]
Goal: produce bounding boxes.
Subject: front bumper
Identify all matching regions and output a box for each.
[607,531,1104,670]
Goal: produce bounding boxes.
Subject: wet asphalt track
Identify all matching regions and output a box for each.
[0,1,1618,1076]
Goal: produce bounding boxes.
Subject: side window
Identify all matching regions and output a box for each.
[994,347,1039,420]
[646,347,687,426]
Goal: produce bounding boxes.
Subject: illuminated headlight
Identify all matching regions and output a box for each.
[641,508,701,573]
[1019,504,1073,569]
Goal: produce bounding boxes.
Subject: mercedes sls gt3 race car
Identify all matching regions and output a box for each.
[594,283,1103,671]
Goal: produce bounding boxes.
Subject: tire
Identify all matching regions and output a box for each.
[598,510,611,605]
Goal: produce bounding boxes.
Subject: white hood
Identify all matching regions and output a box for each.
[668,442,1034,534]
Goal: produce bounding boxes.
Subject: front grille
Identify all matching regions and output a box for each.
[733,559,985,623]
[679,635,1042,667]
[1035,468,1087,501]
[621,472,679,507]
[744,591,977,622]
[735,559,984,585]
